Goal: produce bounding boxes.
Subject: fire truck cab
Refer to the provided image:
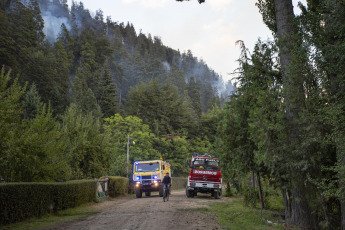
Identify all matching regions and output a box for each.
[186,154,222,199]
[133,159,171,198]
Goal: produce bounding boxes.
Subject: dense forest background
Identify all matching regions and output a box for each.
[0,0,233,182]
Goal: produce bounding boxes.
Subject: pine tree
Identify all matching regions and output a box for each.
[24,83,43,119]
[52,39,70,114]
[187,76,202,119]
[94,61,118,117]
[57,23,74,64]
[0,8,17,70]
[28,0,45,45]
[0,67,26,181]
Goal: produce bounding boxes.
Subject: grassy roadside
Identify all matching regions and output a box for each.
[204,197,296,230]
[0,202,102,230]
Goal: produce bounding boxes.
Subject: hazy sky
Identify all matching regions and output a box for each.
[67,0,306,82]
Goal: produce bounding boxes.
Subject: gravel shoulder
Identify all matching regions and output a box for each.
[45,190,226,230]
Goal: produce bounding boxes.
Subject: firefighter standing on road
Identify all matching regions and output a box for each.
[162,173,171,194]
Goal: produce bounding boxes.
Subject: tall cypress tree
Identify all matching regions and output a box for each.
[0,8,17,70]
[95,60,118,117]
[187,76,202,119]
[24,83,43,119]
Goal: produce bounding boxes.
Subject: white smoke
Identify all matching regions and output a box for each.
[42,11,71,42]
[162,61,171,72]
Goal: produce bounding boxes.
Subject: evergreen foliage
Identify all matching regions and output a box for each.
[0,0,227,194]
[126,79,196,137]
[216,0,345,227]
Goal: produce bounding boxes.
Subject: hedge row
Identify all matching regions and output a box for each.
[0,180,97,226]
[108,176,129,197]
[172,177,187,190]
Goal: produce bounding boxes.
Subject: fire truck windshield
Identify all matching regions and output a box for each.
[135,162,159,172]
[192,159,219,171]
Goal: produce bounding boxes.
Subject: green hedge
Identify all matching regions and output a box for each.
[171,177,187,190]
[0,180,97,226]
[108,176,128,197]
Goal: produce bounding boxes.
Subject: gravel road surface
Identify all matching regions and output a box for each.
[46,190,224,230]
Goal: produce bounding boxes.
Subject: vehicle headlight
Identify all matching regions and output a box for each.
[153,175,158,179]
[136,176,140,181]
[136,182,140,187]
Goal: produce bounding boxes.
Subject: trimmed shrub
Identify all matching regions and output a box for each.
[128,182,135,194]
[171,177,187,190]
[0,180,97,226]
[108,176,128,197]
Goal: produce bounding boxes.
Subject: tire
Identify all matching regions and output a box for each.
[165,187,169,202]
[159,185,163,197]
[214,190,221,199]
[186,187,194,198]
[136,188,142,198]
[163,185,169,202]
[145,191,151,197]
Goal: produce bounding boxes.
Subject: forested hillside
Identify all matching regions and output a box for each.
[0,0,231,181]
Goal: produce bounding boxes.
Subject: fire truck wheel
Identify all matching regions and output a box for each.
[136,189,142,198]
[159,185,164,197]
[186,187,194,198]
[214,190,221,199]
[145,191,151,196]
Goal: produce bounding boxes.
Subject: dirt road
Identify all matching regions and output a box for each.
[46,190,224,230]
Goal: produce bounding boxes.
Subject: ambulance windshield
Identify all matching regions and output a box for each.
[135,162,159,172]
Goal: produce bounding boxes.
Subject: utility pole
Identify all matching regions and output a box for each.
[127,135,129,178]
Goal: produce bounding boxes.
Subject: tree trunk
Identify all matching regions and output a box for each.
[281,187,291,222]
[290,182,313,228]
[341,200,345,230]
[274,0,314,228]
[319,189,330,228]
[274,0,294,81]
[337,141,345,229]
[252,170,255,190]
[256,171,264,209]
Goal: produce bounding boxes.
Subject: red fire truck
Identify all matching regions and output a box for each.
[186,154,222,199]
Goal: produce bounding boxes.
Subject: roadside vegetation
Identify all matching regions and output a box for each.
[0,203,101,230]
[207,198,287,230]
[204,176,293,230]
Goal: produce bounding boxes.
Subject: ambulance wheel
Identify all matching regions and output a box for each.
[136,189,142,198]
